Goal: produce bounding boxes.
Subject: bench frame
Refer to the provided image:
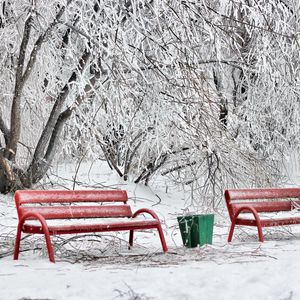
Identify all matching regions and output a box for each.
[225,188,300,242]
[13,189,168,262]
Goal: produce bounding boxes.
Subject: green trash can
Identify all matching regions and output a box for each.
[177,214,214,248]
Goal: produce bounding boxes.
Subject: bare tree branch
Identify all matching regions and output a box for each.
[23,46,92,186]
[7,14,33,159]
[0,112,10,145]
[22,1,73,85]
[6,1,73,160]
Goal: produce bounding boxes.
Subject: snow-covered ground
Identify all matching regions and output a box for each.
[0,161,300,300]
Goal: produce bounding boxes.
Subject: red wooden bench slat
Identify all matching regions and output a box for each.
[15,189,128,205]
[19,205,133,219]
[13,189,168,262]
[236,217,300,227]
[224,188,300,243]
[231,201,293,214]
[225,188,300,201]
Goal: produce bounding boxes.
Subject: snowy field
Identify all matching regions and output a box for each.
[0,161,300,300]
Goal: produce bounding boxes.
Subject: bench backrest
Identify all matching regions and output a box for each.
[225,188,300,220]
[15,189,131,220]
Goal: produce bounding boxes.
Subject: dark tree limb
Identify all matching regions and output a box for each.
[134,154,168,185]
[7,15,33,159]
[30,48,91,165]
[22,47,92,187]
[21,1,72,85]
[161,161,196,176]
[0,112,10,145]
[23,106,74,186]
[6,1,73,160]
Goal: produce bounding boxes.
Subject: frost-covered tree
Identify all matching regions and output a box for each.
[71,0,300,206]
[1,0,300,208]
[0,0,99,192]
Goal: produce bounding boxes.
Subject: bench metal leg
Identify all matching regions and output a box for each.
[13,222,23,260]
[44,230,55,263]
[13,212,56,263]
[257,223,264,242]
[228,221,264,243]
[228,206,264,243]
[128,227,168,252]
[128,230,134,249]
[227,221,236,242]
[157,225,168,252]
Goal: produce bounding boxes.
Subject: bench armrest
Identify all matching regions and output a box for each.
[18,211,49,230]
[232,205,262,225]
[132,208,160,221]
[228,205,264,242]
[15,211,55,262]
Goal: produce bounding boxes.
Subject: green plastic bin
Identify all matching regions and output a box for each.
[177,214,214,248]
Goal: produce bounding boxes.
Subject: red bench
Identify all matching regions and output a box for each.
[225,188,300,242]
[13,189,168,262]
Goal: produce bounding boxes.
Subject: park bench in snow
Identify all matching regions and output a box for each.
[225,188,300,242]
[13,189,168,262]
